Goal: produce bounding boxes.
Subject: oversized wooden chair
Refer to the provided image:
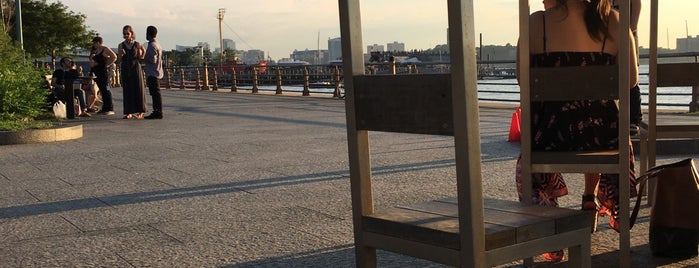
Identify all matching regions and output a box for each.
[340,0,591,267]
[517,0,634,267]
[639,0,699,205]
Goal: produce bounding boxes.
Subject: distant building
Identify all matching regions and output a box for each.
[676,35,699,52]
[387,41,405,52]
[367,44,384,53]
[197,42,211,51]
[328,37,342,63]
[291,49,327,65]
[223,39,235,51]
[238,49,266,64]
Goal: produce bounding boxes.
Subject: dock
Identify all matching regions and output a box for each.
[0,88,697,267]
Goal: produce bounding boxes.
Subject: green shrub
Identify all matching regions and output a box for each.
[0,32,49,128]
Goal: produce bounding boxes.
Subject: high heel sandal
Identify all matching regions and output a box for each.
[542,250,564,263]
[582,194,599,233]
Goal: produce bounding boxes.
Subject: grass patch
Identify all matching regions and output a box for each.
[0,119,55,131]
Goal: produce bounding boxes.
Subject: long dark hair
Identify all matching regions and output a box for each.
[583,0,612,42]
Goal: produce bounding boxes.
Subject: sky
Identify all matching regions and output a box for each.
[52,0,699,62]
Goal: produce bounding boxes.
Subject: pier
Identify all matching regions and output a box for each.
[0,88,696,267]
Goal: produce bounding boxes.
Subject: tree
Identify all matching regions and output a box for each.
[1,0,14,34]
[9,0,95,62]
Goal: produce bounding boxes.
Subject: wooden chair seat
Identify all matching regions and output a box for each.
[363,198,591,266]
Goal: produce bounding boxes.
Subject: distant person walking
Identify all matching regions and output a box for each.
[118,25,147,119]
[89,36,117,115]
[144,25,164,119]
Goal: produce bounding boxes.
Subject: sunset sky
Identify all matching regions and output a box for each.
[52,0,698,61]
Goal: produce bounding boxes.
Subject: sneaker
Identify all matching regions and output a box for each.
[100,110,115,115]
[144,112,163,119]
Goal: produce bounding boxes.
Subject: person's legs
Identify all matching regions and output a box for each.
[96,75,114,113]
[583,173,601,232]
[630,85,642,132]
[145,76,163,119]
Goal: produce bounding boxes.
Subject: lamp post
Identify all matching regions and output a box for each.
[15,0,23,50]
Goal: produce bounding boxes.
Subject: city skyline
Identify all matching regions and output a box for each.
[51,0,698,61]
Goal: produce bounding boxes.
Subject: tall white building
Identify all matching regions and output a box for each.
[367,44,384,53]
[328,37,342,62]
[387,41,405,52]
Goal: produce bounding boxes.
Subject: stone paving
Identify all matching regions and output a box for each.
[0,88,697,267]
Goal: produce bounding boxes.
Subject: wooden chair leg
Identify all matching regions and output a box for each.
[567,230,592,268]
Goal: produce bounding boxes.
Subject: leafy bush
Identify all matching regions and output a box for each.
[0,32,49,129]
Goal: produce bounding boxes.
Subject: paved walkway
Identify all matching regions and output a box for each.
[0,88,697,267]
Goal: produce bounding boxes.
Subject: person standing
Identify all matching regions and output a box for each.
[613,0,643,133]
[89,36,117,115]
[144,26,164,119]
[118,25,147,119]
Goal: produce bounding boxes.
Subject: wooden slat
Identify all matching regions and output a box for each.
[364,198,590,251]
[657,63,699,87]
[530,66,619,101]
[353,74,453,135]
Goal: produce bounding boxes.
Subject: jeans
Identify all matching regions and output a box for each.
[147,76,162,112]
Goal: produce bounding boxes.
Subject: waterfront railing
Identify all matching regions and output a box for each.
[143,52,699,112]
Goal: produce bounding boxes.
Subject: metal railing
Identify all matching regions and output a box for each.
[149,52,699,112]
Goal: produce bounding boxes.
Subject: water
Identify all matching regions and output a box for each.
[234,64,695,111]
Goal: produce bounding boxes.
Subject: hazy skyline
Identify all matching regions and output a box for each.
[52,0,698,61]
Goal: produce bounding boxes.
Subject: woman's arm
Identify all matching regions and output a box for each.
[104,46,118,65]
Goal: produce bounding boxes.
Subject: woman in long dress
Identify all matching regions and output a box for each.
[118,25,147,119]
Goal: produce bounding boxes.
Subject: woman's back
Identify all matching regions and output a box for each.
[529,1,620,56]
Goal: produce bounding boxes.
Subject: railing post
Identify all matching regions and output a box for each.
[195,68,201,91]
[212,68,219,91]
[165,68,172,90]
[252,68,259,93]
[333,66,341,98]
[202,62,210,91]
[231,69,238,92]
[691,85,699,112]
[302,67,310,96]
[179,68,186,90]
[275,67,283,94]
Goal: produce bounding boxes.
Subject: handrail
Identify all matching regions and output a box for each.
[151,52,699,111]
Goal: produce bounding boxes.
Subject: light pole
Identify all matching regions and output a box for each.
[15,0,23,50]
[218,8,225,66]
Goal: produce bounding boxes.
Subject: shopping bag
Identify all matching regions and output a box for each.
[507,107,521,142]
[53,100,66,119]
[636,158,699,258]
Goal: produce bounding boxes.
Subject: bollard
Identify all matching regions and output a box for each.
[231,69,238,92]
[333,66,341,98]
[275,67,283,94]
[195,68,201,90]
[179,68,185,90]
[391,60,396,75]
[413,64,419,74]
[202,63,210,91]
[252,68,259,93]
[252,68,260,93]
[302,67,310,96]
[165,68,172,90]
[212,68,219,91]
